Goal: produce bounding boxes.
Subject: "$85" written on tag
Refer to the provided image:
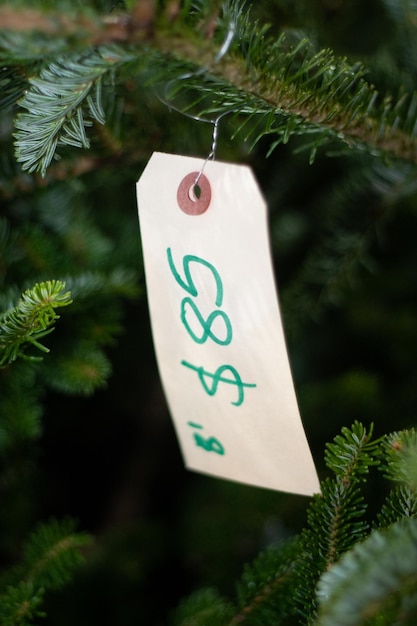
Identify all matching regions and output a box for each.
[137,152,320,496]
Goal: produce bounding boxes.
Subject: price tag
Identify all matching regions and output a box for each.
[137,152,320,496]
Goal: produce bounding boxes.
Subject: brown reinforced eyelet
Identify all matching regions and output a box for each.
[177,172,211,215]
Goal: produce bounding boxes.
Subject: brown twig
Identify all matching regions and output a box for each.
[2,3,417,164]
[0,5,153,46]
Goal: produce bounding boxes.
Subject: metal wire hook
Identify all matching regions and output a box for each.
[157,13,236,125]
[194,110,231,187]
[155,6,238,182]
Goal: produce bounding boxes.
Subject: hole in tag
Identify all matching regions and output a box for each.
[177,172,211,215]
[187,184,201,202]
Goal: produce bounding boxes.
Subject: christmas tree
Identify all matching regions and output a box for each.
[1,1,417,624]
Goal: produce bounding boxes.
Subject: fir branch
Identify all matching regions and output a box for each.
[316,518,417,626]
[62,268,140,301]
[376,486,417,528]
[42,343,112,396]
[147,2,417,164]
[0,582,45,626]
[232,538,301,624]
[0,67,28,111]
[294,422,379,622]
[0,389,42,452]
[173,587,234,626]
[324,421,381,484]
[279,158,403,336]
[0,4,153,61]
[376,429,417,527]
[23,518,91,590]
[0,519,91,626]
[381,429,417,488]
[13,45,135,176]
[8,1,417,171]
[0,280,72,367]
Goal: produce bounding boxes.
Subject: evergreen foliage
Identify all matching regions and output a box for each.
[6,0,417,172]
[234,536,301,624]
[0,280,72,366]
[173,587,234,626]
[14,46,134,176]
[0,518,91,626]
[293,422,381,622]
[172,423,417,626]
[1,0,417,624]
[316,518,417,626]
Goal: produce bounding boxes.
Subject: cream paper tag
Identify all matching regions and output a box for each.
[137,152,320,496]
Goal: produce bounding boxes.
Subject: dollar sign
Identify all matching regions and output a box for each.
[182,361,256,407]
